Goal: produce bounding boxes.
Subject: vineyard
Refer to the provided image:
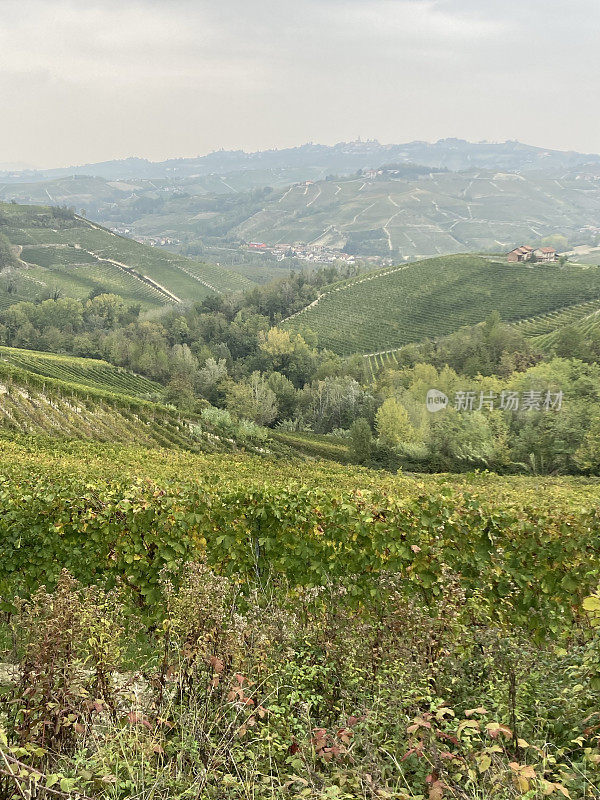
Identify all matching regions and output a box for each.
[0,357,283,459]
[511,297,600,338]
[0,434,598,619]
[0,346,161,397]
[270,429,351,462]
[0,202,253,310]
[363,296,600,374]
[229,168,600,259]
[283,255,600,355]
[0,435,599,797]
[0,366,199,449]
[535,307,600,349]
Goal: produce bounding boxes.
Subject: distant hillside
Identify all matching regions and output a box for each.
[0,202,253,310]
[283,254,600,355]
[230,169,600,259]
[3,138,600,183]
[4,167,600,265]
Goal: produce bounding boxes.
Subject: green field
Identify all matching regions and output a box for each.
[0,202,254,310]
[283,254,600,355]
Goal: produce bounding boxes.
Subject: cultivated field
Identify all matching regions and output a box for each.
[284,254,600,355]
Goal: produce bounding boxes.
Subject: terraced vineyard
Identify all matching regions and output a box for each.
[535,308,600,349]
[0,373,191,450]
[0,346,162,398]
[0,357,280,458]
[271,430,351,462]
[284,254,600,355]
[511,297,600,337]
[18,244,170,306]
[0,202,254,310]
[363,295,600,374]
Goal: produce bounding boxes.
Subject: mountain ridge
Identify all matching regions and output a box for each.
[4,138,600,183]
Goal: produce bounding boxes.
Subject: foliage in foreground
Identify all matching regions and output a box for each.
[1,436,600,628]
[0,436,600,798]
[1,566,600,800]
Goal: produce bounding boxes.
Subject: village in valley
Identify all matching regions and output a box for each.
[245,240,364,265]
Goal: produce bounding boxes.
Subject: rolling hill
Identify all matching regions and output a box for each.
[6,168,600,259]
[282,254,600,355]
[230,169,600,259]
[6,167,600,266]
[0,202,253,310]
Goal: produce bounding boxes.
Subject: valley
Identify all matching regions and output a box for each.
[2,140,600,276]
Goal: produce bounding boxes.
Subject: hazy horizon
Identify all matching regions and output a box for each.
[3,135,600,174]
[2,0,599,169]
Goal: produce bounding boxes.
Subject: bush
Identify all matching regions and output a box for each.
[349,418,373,464]
[200,405,235,433]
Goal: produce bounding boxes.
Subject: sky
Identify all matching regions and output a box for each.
[1,0,599,168]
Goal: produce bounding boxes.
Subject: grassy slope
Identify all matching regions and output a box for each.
[0,203,253,309]
[283,254,600,355]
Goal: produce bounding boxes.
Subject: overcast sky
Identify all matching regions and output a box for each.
[1,0,598,168]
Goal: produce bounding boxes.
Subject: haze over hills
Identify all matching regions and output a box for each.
[0,167,600,260]
[3,138,600,183]
[5,166,600,264]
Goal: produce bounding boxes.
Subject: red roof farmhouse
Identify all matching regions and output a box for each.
[507,245,534,262]
[507,245,557,263]
[534,246,558,262]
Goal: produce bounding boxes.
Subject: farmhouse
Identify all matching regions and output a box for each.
[534,246,557,262]
[507,245,534,262]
